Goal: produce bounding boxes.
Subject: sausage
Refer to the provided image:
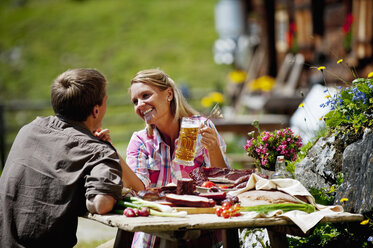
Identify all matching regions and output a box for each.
[165,193,216,207]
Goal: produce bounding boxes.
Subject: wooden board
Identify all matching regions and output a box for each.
[173,207,217,214]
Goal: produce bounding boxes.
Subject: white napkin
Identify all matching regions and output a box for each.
[228,174,344,233]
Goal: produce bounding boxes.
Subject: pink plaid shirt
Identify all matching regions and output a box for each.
[126,116,227,248]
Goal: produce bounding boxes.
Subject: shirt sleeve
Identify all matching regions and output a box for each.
[126,133,152,188]
[85,148,123,201]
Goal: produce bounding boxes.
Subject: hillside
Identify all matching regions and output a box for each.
[0,0,230,154]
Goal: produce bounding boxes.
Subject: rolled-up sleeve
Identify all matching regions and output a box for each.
[85,151,123,201]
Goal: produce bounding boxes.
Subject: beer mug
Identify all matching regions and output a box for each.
[174,117,200,166]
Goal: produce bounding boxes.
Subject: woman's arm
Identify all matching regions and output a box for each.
[94,128,145,191]
[118,153,145,191]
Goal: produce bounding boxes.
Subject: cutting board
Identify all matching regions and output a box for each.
[173,206,217,214]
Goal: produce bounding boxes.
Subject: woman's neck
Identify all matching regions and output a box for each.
[157,117,180,147]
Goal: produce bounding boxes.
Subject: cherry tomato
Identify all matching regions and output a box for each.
[222,202,232,210]
[215,207,223,217]
[201,181,216,188]
[221,209,231,219]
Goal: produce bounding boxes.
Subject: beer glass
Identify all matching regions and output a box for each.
[174,117,200,166]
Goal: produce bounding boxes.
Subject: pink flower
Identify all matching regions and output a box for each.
[292,154,297,161]
[262,132,271,141]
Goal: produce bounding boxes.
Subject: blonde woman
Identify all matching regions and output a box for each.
[127,68,228,248]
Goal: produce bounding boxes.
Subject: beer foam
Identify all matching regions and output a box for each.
[181,119,200,128]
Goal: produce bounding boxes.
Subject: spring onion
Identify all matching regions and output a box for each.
[115,197,187,218]
[240,203,315,214]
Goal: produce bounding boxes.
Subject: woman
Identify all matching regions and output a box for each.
[127,68,228,247]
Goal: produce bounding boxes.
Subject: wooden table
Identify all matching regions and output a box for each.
[85,211,363,248]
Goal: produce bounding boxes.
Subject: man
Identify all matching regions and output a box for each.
[0,68,126,247]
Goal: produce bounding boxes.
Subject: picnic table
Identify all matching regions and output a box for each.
[85,210,363,248]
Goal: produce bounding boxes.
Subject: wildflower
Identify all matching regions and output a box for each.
[201,92,224,108]
[325,95,331,98]
[298,102,305,108]
[340,198,348,203]
[229,70,247,83]
[317,66,326,71]
[249,76,275,92]
[368,236,373,242]
[337,59,343,64]
[360,219,369,225]
[201,96,213,108]
[368,72,373,78]
[210,92,224,104]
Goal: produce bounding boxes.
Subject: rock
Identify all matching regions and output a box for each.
[334,129,373,214]
[294,134,342,190]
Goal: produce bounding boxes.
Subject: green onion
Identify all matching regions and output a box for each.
[149,209,187,218]
[114,197,187,217]
[240,203,315,214]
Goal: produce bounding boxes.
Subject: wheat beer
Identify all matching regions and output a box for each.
[174,117,200,166]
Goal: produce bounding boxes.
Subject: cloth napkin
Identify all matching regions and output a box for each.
[228,173,344,233]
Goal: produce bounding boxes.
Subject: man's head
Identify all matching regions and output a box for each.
[51,68,107,122]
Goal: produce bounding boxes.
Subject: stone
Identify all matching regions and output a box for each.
[334,129,373,214]
[294,134,342,190]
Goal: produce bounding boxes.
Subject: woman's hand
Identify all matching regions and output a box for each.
[199,123,227,168]
[94,128,112,145]
[200,125,220,152]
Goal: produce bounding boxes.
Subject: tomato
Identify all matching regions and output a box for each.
[221,209,231,219]
[201,181,216,188]
[215,207,223,217]
[222,202,232,210]
[219,185,229,189]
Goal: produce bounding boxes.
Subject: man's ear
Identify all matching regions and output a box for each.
[92,105,99,118]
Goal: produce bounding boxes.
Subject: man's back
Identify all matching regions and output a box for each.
[0,116,122,248]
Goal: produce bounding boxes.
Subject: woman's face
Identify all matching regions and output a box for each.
[130,82,172,125]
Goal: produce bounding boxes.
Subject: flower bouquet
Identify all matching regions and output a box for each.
[244,125,303,172]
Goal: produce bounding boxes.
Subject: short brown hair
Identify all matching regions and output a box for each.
[51,68,107,122]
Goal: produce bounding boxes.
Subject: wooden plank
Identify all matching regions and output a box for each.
[86,212,364,233]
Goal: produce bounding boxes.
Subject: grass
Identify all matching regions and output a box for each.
[0,0,229,101]
[0,0,231,157]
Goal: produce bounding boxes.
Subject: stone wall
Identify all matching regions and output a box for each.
[295,128,373,214]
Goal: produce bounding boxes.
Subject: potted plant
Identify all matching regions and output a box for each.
[243,122,303,173]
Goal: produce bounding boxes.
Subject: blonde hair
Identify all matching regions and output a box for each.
[130,68,199,136]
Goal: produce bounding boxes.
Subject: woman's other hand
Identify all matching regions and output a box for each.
[200,125,220,152]
[94,128,112,145]
[199,124,227,168]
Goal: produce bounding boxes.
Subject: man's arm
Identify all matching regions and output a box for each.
[86,194,116,215]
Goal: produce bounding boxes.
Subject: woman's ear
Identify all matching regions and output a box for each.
[167,88,173,101]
